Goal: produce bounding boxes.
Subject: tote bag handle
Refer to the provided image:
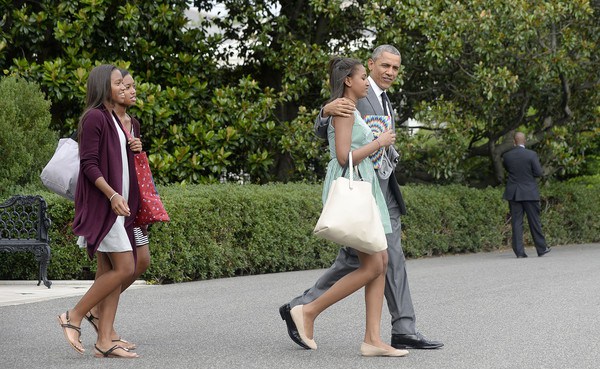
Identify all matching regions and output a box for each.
[340,152,363,186]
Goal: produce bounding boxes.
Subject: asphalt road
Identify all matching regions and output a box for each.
[1,243,599,369]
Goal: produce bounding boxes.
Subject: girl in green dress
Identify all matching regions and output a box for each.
[290,57,407,357]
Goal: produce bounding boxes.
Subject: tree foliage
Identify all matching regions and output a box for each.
[1,0,230,183]
[1,0,598,186]
[380,0,600,184]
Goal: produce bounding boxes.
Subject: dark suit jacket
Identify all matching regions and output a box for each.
[356,85,395,128]
[502,146,544,201]
[315,85,407,215]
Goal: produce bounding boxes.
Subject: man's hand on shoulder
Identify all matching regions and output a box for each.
[322,97,355,118]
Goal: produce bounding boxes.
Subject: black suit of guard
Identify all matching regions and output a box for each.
[502,135,550,258]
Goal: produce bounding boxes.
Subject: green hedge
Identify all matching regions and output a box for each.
[400,185,508,257]
[1,179,598,283]
[0,76,56,194]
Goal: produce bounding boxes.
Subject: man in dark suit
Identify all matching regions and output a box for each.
[502,132,551,258]
[279,45,443,350]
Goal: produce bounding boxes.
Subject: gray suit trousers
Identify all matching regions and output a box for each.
[289,200,417,335]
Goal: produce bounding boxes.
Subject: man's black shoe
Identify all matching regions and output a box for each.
[391,332,444,349]
[516,254,528,258]
[538,247,551,257]
[279,303,309,349]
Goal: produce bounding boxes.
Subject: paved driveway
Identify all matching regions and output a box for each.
[1,243,599,369]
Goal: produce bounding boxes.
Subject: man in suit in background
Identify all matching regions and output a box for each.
[279,45,443,350]
[502,132,551,258]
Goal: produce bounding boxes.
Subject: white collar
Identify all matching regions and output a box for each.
[368,76,385,96]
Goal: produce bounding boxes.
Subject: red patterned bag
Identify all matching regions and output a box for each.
[133,152,169,227]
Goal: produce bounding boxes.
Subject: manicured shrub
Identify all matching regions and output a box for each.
[144,183,338,283]
[0,77,57,196]
[401,185,508,257]
[0,180,597,282]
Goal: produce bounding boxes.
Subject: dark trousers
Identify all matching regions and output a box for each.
[508,200,548,256]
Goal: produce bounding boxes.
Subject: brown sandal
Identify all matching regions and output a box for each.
[112,338,136,351]
[94,344,139,358]
[86,312,136,350]
[57,311,84,354]
[85,311,99,333]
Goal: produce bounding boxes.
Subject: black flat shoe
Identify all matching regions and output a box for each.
[538,248,551,257]
[391,332,443,350]
[279,303,309,349]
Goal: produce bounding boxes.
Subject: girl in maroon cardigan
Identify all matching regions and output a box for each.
[57,64,140,358]
[83,69,149,352]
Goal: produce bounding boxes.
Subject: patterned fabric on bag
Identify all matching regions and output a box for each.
[133,152,169,227]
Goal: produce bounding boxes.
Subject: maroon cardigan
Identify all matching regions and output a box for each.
[73,105,140,259]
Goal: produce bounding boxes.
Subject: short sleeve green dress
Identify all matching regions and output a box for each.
[322,110,391,234]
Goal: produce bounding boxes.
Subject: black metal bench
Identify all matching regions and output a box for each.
[0,195,52,288]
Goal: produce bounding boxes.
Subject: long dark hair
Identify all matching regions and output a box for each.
[118,68,130,79]
[77,64,118,140]
[326,57,363,104]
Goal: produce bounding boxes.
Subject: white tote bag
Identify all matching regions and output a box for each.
[313,152,388,254]
[40,138,79,200]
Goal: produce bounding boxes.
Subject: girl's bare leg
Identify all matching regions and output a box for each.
[59,251,135,353]
[363,251,395,350]
[302,249,386,340]
[87,245,150,344]
[87,252,110,324]
[93,252,138,358]
[95,253,125,347]
[121,244,150,292]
